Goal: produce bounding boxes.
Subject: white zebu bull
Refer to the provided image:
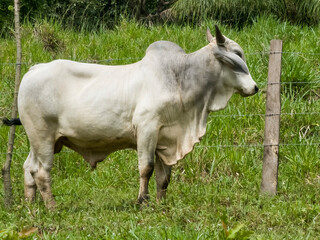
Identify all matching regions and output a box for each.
[3,26,258,209]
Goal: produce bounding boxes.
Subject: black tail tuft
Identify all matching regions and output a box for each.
[2,118,22,126]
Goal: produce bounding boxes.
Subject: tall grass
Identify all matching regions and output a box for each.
[172,0,320,27]
[0,17,319,239]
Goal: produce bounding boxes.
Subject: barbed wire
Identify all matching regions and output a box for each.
[0,57,142,65]
[247,51,320,56]
[0,50,320,65]
[0,112,318,125]
[197,142,320,148]
[0,142,319,155]
[267,81,320,85]
[0,112,318,124]
[2,111,317,154]
[246,51,320,56]
[1,60,319,87]
[250,81,320,88]
[1,52,318,155]
[209,112,320,118]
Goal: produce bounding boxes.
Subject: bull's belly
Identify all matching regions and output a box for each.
[54,130,137,168]
[62,136,136,150]
[56,115,136,148]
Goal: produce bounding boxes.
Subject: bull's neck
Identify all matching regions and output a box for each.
[178,45,234,112]
[178,45,216,104]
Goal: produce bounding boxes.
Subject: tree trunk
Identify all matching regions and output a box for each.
[3,0,22,208]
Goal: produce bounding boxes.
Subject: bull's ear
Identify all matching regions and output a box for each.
[206,28,214,43]
[214,49,249,74]
[215,25,226,46]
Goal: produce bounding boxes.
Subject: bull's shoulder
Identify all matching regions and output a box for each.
[146,41,186,55]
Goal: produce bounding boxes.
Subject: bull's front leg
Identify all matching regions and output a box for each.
[137,155,154,204]
[136,125,158,204]
[155,155,172,201]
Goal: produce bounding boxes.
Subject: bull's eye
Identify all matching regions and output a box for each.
[234,50,242,58]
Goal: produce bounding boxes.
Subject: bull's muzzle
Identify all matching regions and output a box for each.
[240,84,259,97]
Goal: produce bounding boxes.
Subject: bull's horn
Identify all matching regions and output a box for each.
[206,27,214,43]
[215,25,226,46]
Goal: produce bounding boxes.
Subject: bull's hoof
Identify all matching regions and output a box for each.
[45,199,57,211]
[24,195,36,203]
[24,186,36,202]
[156,190,167,202]
[137,195,150,205]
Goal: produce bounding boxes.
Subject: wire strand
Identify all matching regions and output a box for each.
[1,51,320,65]
[1,52,319,155]
[1,142,318,155]
[197,142,320,148]
[210,112,320,118]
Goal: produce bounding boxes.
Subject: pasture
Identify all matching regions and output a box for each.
[0,17,320,239]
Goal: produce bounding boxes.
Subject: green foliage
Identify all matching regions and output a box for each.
[0,17,319,239]
[0,227,18,240]
[1,0,320,38]
[0,226,37,240]
[33,21,65,54]
[20,0,129,30]
[0,0,13,36]
[220,215,253,239]
[225,224,252,240]
[0,0,161,36]
[172,0,320,27]
[172,0,266,27]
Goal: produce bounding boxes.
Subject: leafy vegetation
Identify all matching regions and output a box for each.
[0,0,159,35]
[2,0,320,37]
[172,0,320,27]
[0,17,319,239]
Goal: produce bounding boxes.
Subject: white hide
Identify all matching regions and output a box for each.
[18,37,257,169]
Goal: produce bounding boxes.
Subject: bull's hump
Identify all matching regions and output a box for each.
[146,41,186,54]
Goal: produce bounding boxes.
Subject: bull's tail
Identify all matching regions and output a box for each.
[2,118,22,126]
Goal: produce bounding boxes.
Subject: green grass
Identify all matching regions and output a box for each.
[0,17,320,239]
[172,0,320,27]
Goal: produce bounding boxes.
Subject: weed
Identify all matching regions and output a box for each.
[33,21,65,54]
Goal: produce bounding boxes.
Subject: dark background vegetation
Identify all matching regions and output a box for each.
[1,0,320,36]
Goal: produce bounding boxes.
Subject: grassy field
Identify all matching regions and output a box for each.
[0,16,319,239]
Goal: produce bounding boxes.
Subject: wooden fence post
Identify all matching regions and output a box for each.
[260,39,283,195]
[2,0,22,208]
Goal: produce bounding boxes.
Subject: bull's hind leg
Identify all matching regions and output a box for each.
[27,135,56,209]
[155,155,172,201]
[23,151,37,201]
[33,165,56,209]
[33,149,55,209]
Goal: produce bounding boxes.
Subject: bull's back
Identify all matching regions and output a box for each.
[19,59,139,112]
[18,60,148,145]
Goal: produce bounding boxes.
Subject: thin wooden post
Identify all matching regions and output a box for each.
[2,0,22,208]
[260,40,283,195]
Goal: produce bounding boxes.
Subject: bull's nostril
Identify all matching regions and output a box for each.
[254,85,259,93]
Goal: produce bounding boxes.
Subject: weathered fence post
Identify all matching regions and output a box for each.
[2,0,22,208]
[260,40,283,195]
